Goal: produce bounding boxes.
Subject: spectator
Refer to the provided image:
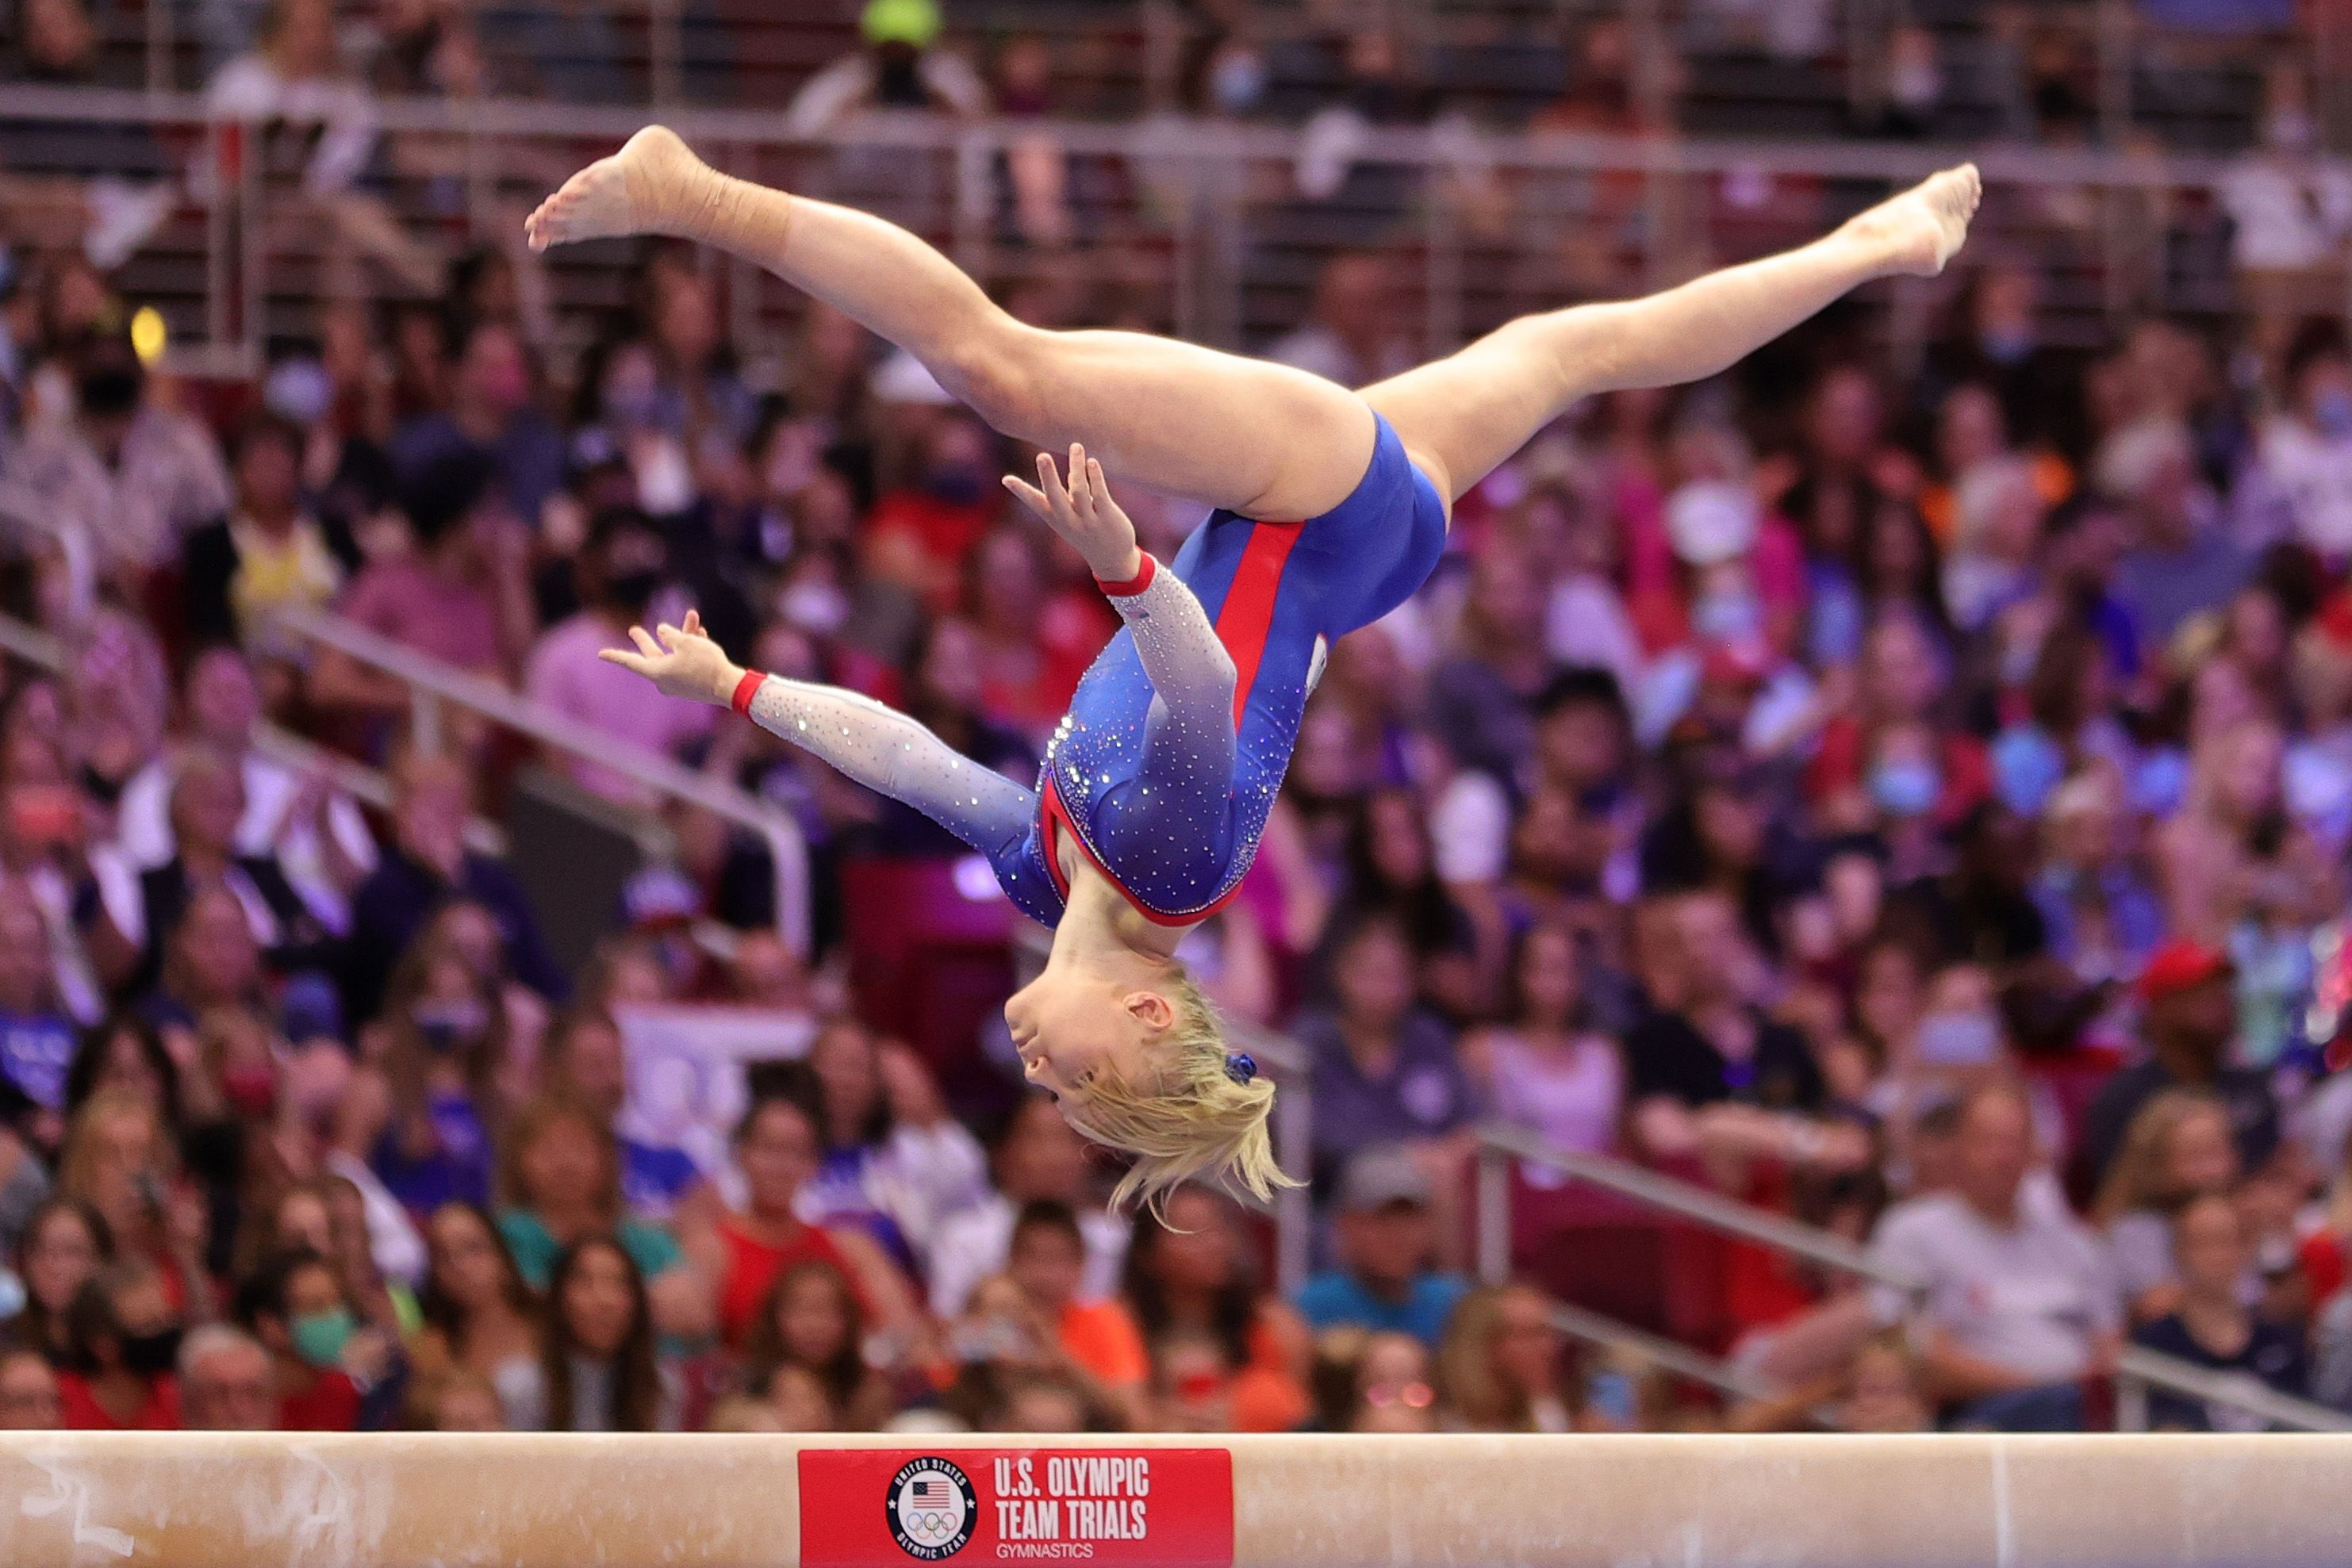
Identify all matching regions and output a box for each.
[492,1094,700,1339]
[2135,1194,2307,1428]
[177,1324,277,1430]
[343,749,563,1022]
[2252,320,2352,561]
[539,1236,673,1432]
[1122,1186,1309,1432]
[234,1246,381,1430]
[2082,941,2280,1184]
[0,899,79,1115]
[182,413,357,650]
[113,647,374,939]
[320,450,534,707]
[54,1087,209,1319]
[2092,1090,2240,1321]
[418,1367,508,1432]
[1264,255,1414,389]
[389,318,566,531]
[261,1177,419,1339]
[927,1093,1127,1321]
[1866,1081,2120,1431]
[6,1197,109,1363]
[523,506,713,805]
[2105,420,2246,661]
[1462,921,1625,1159]
[1625,889,1853,1174]
[352,930,510,1216]
[1004,1198,1149,1428]
[57,1260,184,1429]
[684,1086,919,1349]
[1434,1281,1574,1432]
[740,1257,891,1431]
[0,1344,61,1429]
[539,1007,701,1220]
[1294,1147,1469,1347]
[1295,916,1469,1172]
[798,1016,989,1278]
[10,331,232,574]
[413,1202,546,1431]
[101,747,328,990]
[785,0,988,134]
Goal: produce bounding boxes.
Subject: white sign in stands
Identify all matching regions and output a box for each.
[614,1003,817,1187]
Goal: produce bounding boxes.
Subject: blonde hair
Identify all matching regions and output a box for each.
[2092,1088,2227,1225]
[1058,971,1294,1216]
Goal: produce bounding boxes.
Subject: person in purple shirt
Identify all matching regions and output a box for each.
[0,902,77,1114]
[1291,917,1469,1178]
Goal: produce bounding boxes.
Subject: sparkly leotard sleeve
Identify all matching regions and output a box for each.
[729,411,1452,931]
[730,669,1057,918]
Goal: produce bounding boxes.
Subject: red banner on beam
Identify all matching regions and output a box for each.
[799,1448,1234,1568]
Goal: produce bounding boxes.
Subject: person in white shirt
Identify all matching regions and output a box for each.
[927,1095,1129,1320]
[2252,320,2352,562]
[1867,1079,2120,1430]
[113,646,373,934]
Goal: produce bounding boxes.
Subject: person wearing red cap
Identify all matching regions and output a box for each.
[2080,940,2280,1186]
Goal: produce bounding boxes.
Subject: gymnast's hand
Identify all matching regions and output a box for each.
[1003,442,1144,583]
[597,608,744,706]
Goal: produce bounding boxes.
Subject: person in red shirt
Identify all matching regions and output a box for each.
[56,1260,182,1429]
[678,1076,919,1349]
[236,1248,374,1431]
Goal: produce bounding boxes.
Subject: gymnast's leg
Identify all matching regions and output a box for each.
[524,128,1374,522]
[1361,164,1982,503]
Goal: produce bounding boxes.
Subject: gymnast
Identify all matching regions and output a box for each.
[531,127,1979,1210]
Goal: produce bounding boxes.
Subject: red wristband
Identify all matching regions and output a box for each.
[1095,553,1156,597]
[730,669,766,717]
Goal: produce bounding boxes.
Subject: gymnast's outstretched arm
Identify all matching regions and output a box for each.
[524,128,1373,523]
[600,613,1037,861]
[1006,446,1238,799]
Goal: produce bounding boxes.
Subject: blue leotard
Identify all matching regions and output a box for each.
[733,414,1448,927]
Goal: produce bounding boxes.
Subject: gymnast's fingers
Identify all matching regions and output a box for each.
[1069,447,1098,522]
[654,622,683,650]
[1001,473,1054,520]
[599,648,654,676]
[682,608,704,637]
[629,626,662,658]
[1083,457,1110,513]
[1037,452,1077,520]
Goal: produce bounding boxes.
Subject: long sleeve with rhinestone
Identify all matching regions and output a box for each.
[1098,554,1237,787]
[735,672,1036,856]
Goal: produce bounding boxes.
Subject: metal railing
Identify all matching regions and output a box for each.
[1474,1123,2352,1434]
[99,0,2305,159]
[266,604,811,955]
[0,83,2330,384]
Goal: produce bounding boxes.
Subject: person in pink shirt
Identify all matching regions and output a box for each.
[524,506,712,803]
[314,450,536,730]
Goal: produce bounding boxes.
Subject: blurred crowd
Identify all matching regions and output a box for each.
[6,0,2352,1446]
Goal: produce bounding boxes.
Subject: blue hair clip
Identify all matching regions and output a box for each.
[1224,1052,1257,1085]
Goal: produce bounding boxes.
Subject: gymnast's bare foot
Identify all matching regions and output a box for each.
[524,125,722,251]
[1847,163,1981,278]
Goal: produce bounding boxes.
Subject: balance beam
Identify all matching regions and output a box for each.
[1,1432,2346,1567]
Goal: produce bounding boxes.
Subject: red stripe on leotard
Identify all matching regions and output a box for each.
[1038,772,1250,927]
[1212,520,1303,728]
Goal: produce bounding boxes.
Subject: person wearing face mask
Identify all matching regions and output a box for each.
[524,505,712,806]
[235,1246,402,1430]
[56,1260,183,1429]
[2251,319,2352,562]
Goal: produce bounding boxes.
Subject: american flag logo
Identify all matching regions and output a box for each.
[908,1481,946,1502]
